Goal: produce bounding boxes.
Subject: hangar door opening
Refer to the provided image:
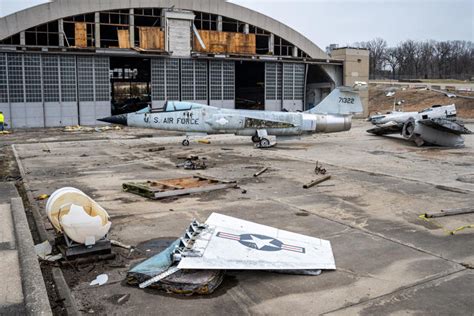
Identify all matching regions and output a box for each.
[235,61,265,110]
[110,57,151,115]
[306,65,334,111]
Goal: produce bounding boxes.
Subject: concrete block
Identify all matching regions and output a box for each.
[0,250,24,307]
[0,204,15,250]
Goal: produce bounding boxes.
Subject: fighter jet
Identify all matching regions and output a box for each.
[99,83,366,147]
[367,104,472,147]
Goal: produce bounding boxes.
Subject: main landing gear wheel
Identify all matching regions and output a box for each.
[251,135,260,143]
[259,138,271,148]
[182,139,190,146]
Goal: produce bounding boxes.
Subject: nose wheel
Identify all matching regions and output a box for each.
[182,139,190,146]
[251,135,260,143]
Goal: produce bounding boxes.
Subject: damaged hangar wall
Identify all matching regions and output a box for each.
[0,0,356,127]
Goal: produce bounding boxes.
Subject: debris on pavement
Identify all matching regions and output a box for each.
[127,213,335,295]
[34,240,63,262]
[176,155,208,170]
[253,167,269,177]
[303,175,332,189]
[419,208,474,235]
[147,147,166,152]
[63,125,122,133]
[35,194,50,200]
[123,175,237,200]
[314,161,327,175]
[198,139,211,144]
[424,208,474,218]
[90,274,109,286]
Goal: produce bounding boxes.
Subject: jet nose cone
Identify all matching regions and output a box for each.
[98,114,128,126]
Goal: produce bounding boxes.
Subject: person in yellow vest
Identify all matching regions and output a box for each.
[0,111,4,131]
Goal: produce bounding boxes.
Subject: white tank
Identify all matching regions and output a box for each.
[46,187,111,245]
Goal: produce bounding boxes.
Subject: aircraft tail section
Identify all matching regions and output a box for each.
[306,83,365,115]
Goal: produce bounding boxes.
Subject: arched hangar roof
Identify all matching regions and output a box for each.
[0,0,329,59]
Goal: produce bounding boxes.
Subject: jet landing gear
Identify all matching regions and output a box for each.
[252,130,276,149]
[182,137,190,146]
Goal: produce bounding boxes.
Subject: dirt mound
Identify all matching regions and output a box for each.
[369,85,474,118]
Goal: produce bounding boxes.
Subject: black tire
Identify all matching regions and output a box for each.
[251,135,260,143]
[182,139,190,146]
[259,138,271,148]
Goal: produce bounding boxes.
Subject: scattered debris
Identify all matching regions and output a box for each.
[241,189,247,194]
[253,167,269,177]
[35,194,50,200]
[34,240,63,262]
[116,294,130,305]
[0,130,11,135]
[314,161,327,175]
[147,147,166,152]
[90,274,108,286]
[419,209,474,235]
[198,139,211,144]
[303,175,332,189]
[128,213,335,294]
[176,155,208,170]
[123,175,237,200]
[424,208,474,218]
[110,240,133,250]
[63,125,122,133]
[386,91,396,97]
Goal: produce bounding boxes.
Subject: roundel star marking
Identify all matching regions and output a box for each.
[216,232,306,253]
[239,234,282,252]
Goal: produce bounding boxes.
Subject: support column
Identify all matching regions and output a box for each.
[268,34,274,55]
[20,32,25,46]
[58,19,64,47]
[129,9,135,48]
[94,12,100,48]
[217,16,223,32]
[243,24,249,34]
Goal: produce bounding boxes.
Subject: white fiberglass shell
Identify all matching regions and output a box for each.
[46,187,111,245]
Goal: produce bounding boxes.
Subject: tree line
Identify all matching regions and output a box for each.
[352,38,474,80]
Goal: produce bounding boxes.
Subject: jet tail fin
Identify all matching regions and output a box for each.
[306,82,366,115]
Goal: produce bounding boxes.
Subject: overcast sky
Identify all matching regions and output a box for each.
[1,0,472,48]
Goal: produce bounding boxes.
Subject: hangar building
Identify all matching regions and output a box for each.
[0,0,368,128]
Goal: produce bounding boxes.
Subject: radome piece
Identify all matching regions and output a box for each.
[46,187,111,245]
[367,104,472,147]
[99,83,366,148]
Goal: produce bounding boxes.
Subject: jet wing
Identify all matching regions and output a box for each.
[367,121,403,135]
[418,118,472,135]
[177,213,336,270]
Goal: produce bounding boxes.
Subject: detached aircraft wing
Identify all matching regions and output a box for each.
[418,118,472,135]
[367,121,404,135]
[133,213,336,289]
[177,213,336,270]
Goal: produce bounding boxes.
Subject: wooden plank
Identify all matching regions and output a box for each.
[117,29,130,48]
[193,30,256,55]
[75,22,87,48]
[153,183,237,199]
[425,208,474,218]
[229,32,256,55]
[138,27,164,50]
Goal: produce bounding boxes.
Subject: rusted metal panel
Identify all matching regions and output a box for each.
[194,30,256,55]
[117,29,130,49]
[138,27,165,50]
[74,22,87,48]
